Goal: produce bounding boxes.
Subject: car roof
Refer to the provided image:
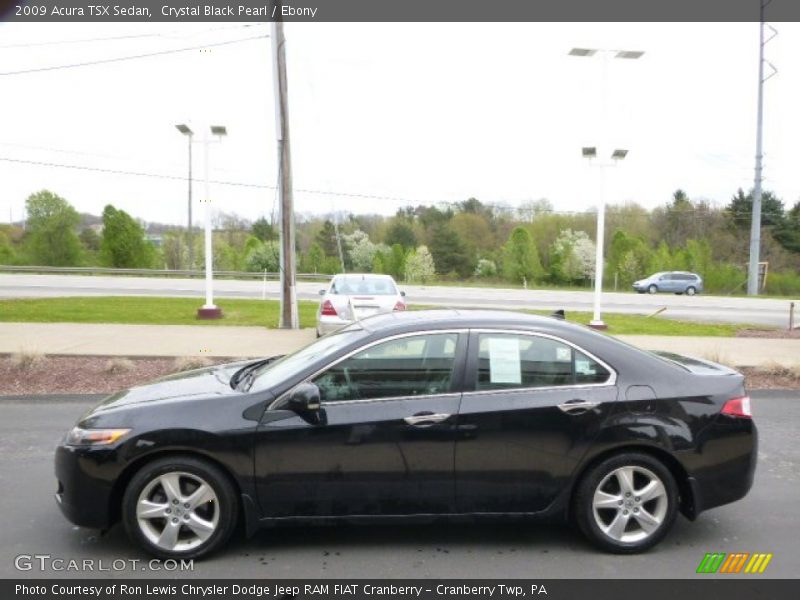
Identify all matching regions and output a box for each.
[334,273,394,279]
[356,308,591,336]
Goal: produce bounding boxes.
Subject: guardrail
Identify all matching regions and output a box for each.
[0,265,334,281]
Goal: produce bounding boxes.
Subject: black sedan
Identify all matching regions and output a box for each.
[55,310,757,558]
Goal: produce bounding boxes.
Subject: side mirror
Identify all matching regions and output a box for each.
[400,290,406,297]
[318,289,326,296]
[286,382,324,424]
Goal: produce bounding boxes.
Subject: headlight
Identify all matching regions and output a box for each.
[65,427,131,446]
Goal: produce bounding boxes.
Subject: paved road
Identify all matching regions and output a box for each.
[1,273,797,327]
[0,391,796,579]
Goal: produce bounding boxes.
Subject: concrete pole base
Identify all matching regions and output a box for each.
[588,320,608,331]
[197,306,223,320]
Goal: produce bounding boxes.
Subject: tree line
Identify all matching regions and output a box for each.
[1,188,799,295]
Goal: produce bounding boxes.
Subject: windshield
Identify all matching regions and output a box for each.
[330,275,397,296]
[248,326,369,393]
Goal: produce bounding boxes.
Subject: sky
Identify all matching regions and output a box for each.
[0,21,798,227]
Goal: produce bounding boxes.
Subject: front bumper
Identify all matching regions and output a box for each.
[54,444,116,529]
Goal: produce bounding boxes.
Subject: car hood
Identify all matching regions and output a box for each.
[90,360,254,413]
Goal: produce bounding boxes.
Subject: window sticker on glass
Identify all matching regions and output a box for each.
[488,337,522,384]
[556,346,572,362]
[576,359,596,376]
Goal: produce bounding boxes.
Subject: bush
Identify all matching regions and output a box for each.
[703,263,747,294]
[764,271,800,296]
[474,259,497,278]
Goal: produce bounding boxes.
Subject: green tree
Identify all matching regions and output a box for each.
[79,228,101,253]
[384,219,417,249]
[502,227,544,284]
[99,205,155,268]
[299,242,326,273]
[315,220,340,257]
[161,230,188,270]
[726,188,785,229]
[0,230,15,264]
[428,223,473,277]
[24,190,82,266]
[245,240,280,272]
[251,217,277,242]
[607,229,651,285]
[648,241,676,273]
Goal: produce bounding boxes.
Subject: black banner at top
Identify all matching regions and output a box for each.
[3,0,800,23]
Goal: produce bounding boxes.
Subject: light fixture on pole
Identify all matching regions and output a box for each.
[196,125,227,320]
[175,124,194,271]
[570,47,643,330]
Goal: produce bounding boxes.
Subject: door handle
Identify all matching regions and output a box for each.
[403,413,451,426]
[558,399,599,414]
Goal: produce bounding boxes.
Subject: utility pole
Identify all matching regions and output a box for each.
[272,21,299,328]
[748,0,777,295]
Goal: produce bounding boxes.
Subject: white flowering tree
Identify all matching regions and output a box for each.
[342,230,380,272]
[550,229,596,282]
[405,245,436,284]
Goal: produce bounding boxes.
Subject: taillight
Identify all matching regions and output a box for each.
[320,300,337,316]
[721,396,752,419]
[393,301,406,311]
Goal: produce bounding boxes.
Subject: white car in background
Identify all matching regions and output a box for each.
[316,273,406,336]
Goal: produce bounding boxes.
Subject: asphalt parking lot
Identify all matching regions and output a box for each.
[1,391,797,579]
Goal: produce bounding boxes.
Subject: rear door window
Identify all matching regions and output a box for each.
[473,333,611,391]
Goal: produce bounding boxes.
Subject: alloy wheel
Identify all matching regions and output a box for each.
[136,471,219,552]
[591,465,668,543]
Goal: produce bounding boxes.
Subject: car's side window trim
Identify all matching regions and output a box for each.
[463,328,617,395]
[269,329,469,409]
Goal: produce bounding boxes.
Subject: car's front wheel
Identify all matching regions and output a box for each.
[122,455,238,559]
[574,453,678,553]
[647,284,658,294]
[686,286,697,296]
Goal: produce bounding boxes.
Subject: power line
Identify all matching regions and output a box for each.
[0,156,766,221]
[0,24,264,49]
[0,34,269,76]
[0,155,409,202]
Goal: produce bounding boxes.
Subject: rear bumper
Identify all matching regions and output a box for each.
[54,444,115,529]
[689,419,758,516]
[317,315,353,335]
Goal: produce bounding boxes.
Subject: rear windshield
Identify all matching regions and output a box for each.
[331,276,397,295]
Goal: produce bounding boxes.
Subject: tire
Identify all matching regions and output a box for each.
[122,455,238,560]
[573,452,678,554]
[647,284,658,294]
[686,286,696,296]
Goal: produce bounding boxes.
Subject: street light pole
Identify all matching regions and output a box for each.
[175,124,195,270]
[196,125,227,319]
[570,48,643,329]
[187,135,194,270]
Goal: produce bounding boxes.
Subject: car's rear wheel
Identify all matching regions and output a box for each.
[686,286,697,296]
[647,284,658,294]
[574,453,678,553]
[122,456,238,559]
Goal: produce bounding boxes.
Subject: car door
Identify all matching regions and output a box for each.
[454,330,619,514]
[254,331,467,518]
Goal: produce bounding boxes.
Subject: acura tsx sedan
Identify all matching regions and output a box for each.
[55,310,756,559]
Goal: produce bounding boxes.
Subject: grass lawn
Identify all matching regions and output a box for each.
[0,296,320,328]
[0,296,765,337]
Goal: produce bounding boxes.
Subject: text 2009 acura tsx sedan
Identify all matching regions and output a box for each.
[55,310,756,559]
